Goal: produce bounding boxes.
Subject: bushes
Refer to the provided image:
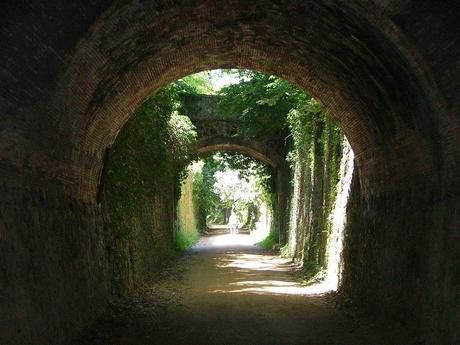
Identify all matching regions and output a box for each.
[174,231,200,251]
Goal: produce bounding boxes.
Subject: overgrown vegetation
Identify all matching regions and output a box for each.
[176,166,201,249]
[217,70,308,142]
[103,69,346,294]
[103,75,204,293]
[174,231,200,251]
[286,97,343,280]
[211,70,344,278]
[192,152,274,232]
[258,231,278,250]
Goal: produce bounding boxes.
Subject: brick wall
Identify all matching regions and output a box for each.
[0,1,458,344]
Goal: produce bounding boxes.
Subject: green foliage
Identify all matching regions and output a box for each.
[245,202,261,232]
[300,265,327,286]
[105,68,345,288]
[286,98,324,164]
[106,86,197,226]
[104,80,199,291]
[209,152,274,201]
[174,231,200,251]
[184,70,345,277]
[258,231,278,250]
[285,94,343,277]
[192,152,274,229]
[192,156,222,229]
[280,243,291,258]
[217,70,308,141]
[167,113,197,162]
[323,118,343,216]
[177,72,213,94]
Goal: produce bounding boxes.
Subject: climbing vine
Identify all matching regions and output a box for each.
[216,70,308,142]
[103,68,346,293]
[102,77,202,294]
[286,97,343,278]
[192,152,274,231]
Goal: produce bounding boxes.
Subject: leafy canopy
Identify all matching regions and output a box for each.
[217,70,310,140]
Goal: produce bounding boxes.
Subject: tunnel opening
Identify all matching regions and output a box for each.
[100,68,353,307]
[1,1,458,344]
[178,152,273,248]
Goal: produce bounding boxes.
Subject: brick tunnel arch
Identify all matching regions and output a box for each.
[50,1,453,198]
[1,1,459,344]
[194,138,282,169]
[192,138,289,245]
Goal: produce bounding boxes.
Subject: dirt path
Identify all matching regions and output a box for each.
[75,233,412,345]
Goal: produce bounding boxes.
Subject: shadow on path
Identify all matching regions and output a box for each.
[74,233,413,345]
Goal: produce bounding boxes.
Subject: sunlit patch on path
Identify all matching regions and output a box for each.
[190,233,338,296]
[193,232,265,248]
[212,253,335,295]
[75,232,412,345]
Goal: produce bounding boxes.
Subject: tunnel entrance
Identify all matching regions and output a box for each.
[1,2,458,344]
[178,152,273,246]
[100,69,352,296]
[91,69,361,345]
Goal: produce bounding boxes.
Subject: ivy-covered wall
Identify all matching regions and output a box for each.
[176,167,200,250]
[286,103,344,278]
[101,88,196,295]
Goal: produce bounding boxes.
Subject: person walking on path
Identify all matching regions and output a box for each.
[229,209,239,235]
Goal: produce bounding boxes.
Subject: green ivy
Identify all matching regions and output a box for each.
[104,69,345,289]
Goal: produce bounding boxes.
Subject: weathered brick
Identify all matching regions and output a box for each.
[0,1,458,344]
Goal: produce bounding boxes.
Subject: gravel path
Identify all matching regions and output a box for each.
[74,233,412,345]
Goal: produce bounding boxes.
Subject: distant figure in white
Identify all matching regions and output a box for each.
[228,209,239,235]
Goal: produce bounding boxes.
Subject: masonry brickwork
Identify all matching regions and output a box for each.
[0,1,459,344]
